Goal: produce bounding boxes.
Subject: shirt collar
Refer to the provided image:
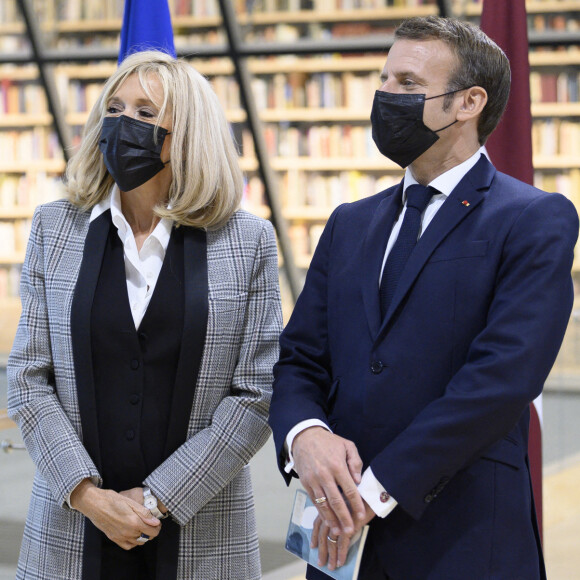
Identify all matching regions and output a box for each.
[89,185,173,250]
[402,147,485,202]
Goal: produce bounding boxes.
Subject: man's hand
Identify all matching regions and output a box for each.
[312,499,376,571]
[292,427,365,538]
[70,479,161,550]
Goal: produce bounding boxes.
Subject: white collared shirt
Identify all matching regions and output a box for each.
[285,148,485,519]
[90,185,173,329]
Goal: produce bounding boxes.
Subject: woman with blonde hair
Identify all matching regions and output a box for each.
[8,50,282,580]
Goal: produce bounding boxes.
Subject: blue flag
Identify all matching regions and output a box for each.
[118,0,176,65]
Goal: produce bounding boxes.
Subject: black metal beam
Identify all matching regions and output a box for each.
[5,28,578,66]
[15,0,72,161]
[216,0,301,302]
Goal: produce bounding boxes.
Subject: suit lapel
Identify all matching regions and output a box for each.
[361,182,404,339]
[163,226,208,458]
[70,210,110,470]
[377,156,496,339]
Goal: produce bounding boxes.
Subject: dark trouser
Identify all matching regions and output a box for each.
[100,535,158,580]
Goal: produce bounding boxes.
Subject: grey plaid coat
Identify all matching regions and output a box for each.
[7,200,282,580]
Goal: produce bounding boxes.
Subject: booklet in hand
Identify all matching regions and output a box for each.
[285,489,369,580]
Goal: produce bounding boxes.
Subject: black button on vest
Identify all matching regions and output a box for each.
[91,220,184,491]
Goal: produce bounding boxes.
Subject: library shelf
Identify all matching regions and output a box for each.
[0,253,25,265]
[0,0,579,352]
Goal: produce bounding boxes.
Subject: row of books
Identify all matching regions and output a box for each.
[533,171,580,205]
[0,36,29,53]
[244,21,395,42]
[532,120,580,157]
[0,220,31,255]
[0,80,48,115]
[7,69,576,118]
[530,14,580,33]
[0,0,122,23]
[530,71,580,104]
[250,71,378,111]
[257,124,380,159]
[0,265,21,299]
[243,170,401,210]
[0,173,64,208]
[0,0,438,24]
[0,130,63,163]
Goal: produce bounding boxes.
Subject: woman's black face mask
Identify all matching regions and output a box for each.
[370,88,466,168]
[99,115,170,192]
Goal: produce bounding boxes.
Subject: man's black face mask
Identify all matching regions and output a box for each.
[99,115,170,192]
[370,88,467,168]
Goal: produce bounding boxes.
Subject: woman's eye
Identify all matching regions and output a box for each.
[106,105,121,114]
[139,109,156,119]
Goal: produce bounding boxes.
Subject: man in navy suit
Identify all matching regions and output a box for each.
[269,16,579,580]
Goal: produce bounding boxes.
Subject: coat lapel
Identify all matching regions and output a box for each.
[377,155,496,339]
[70,210,110,471]
[361,182,404,339]
[163,226,208,457]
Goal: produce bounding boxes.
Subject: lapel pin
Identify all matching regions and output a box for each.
[461,200,470,207]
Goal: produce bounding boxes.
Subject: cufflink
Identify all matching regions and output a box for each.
[380,491,390,503]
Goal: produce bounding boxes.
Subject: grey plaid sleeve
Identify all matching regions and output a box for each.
[7,207,101,508]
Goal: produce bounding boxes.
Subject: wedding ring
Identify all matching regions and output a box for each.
[327,535,338,544]
[314,496,327,505]
[136,533,150,543]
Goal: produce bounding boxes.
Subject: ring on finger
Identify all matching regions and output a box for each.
[136,533,150,543]
[314,496,328,505]
[327,535,338,544]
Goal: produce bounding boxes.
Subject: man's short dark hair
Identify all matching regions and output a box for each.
[395,16,511,145]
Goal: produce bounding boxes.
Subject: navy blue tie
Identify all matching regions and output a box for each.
[380,184,436,319]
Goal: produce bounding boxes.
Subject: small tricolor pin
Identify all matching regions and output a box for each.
[462,200,470,207]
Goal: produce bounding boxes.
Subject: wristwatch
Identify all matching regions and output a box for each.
[143,487,168,519]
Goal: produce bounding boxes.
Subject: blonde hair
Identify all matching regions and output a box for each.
[65,50,243,229]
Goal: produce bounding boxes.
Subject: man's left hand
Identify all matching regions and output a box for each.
[312,498,376,571]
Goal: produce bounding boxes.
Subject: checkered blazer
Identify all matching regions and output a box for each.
[7,200,282,580]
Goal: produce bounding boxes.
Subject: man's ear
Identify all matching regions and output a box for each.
[456,86,488,122]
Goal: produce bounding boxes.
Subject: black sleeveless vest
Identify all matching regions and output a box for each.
[90,219,184,491]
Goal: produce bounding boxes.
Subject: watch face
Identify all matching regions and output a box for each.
[144,496,156,510]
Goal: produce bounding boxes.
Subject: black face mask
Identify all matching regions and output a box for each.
[99,115,170,192]
[370,89,464,168]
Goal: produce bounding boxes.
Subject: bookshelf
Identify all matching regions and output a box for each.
[0,0,579,352]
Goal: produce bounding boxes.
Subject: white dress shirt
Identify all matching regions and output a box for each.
[285,148,485,518]
[90,185,173,329]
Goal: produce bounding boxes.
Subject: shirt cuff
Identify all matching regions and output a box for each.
[358,467,397,518]
[284,419,332,474]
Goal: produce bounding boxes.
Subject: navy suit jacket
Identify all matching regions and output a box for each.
[269,155,579,579]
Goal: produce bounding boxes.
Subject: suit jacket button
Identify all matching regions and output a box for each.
[131,359,140,370]
[126,429,135,441]
[380,491,390,503]
[424,493,434,503]
[370,361,383,374]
